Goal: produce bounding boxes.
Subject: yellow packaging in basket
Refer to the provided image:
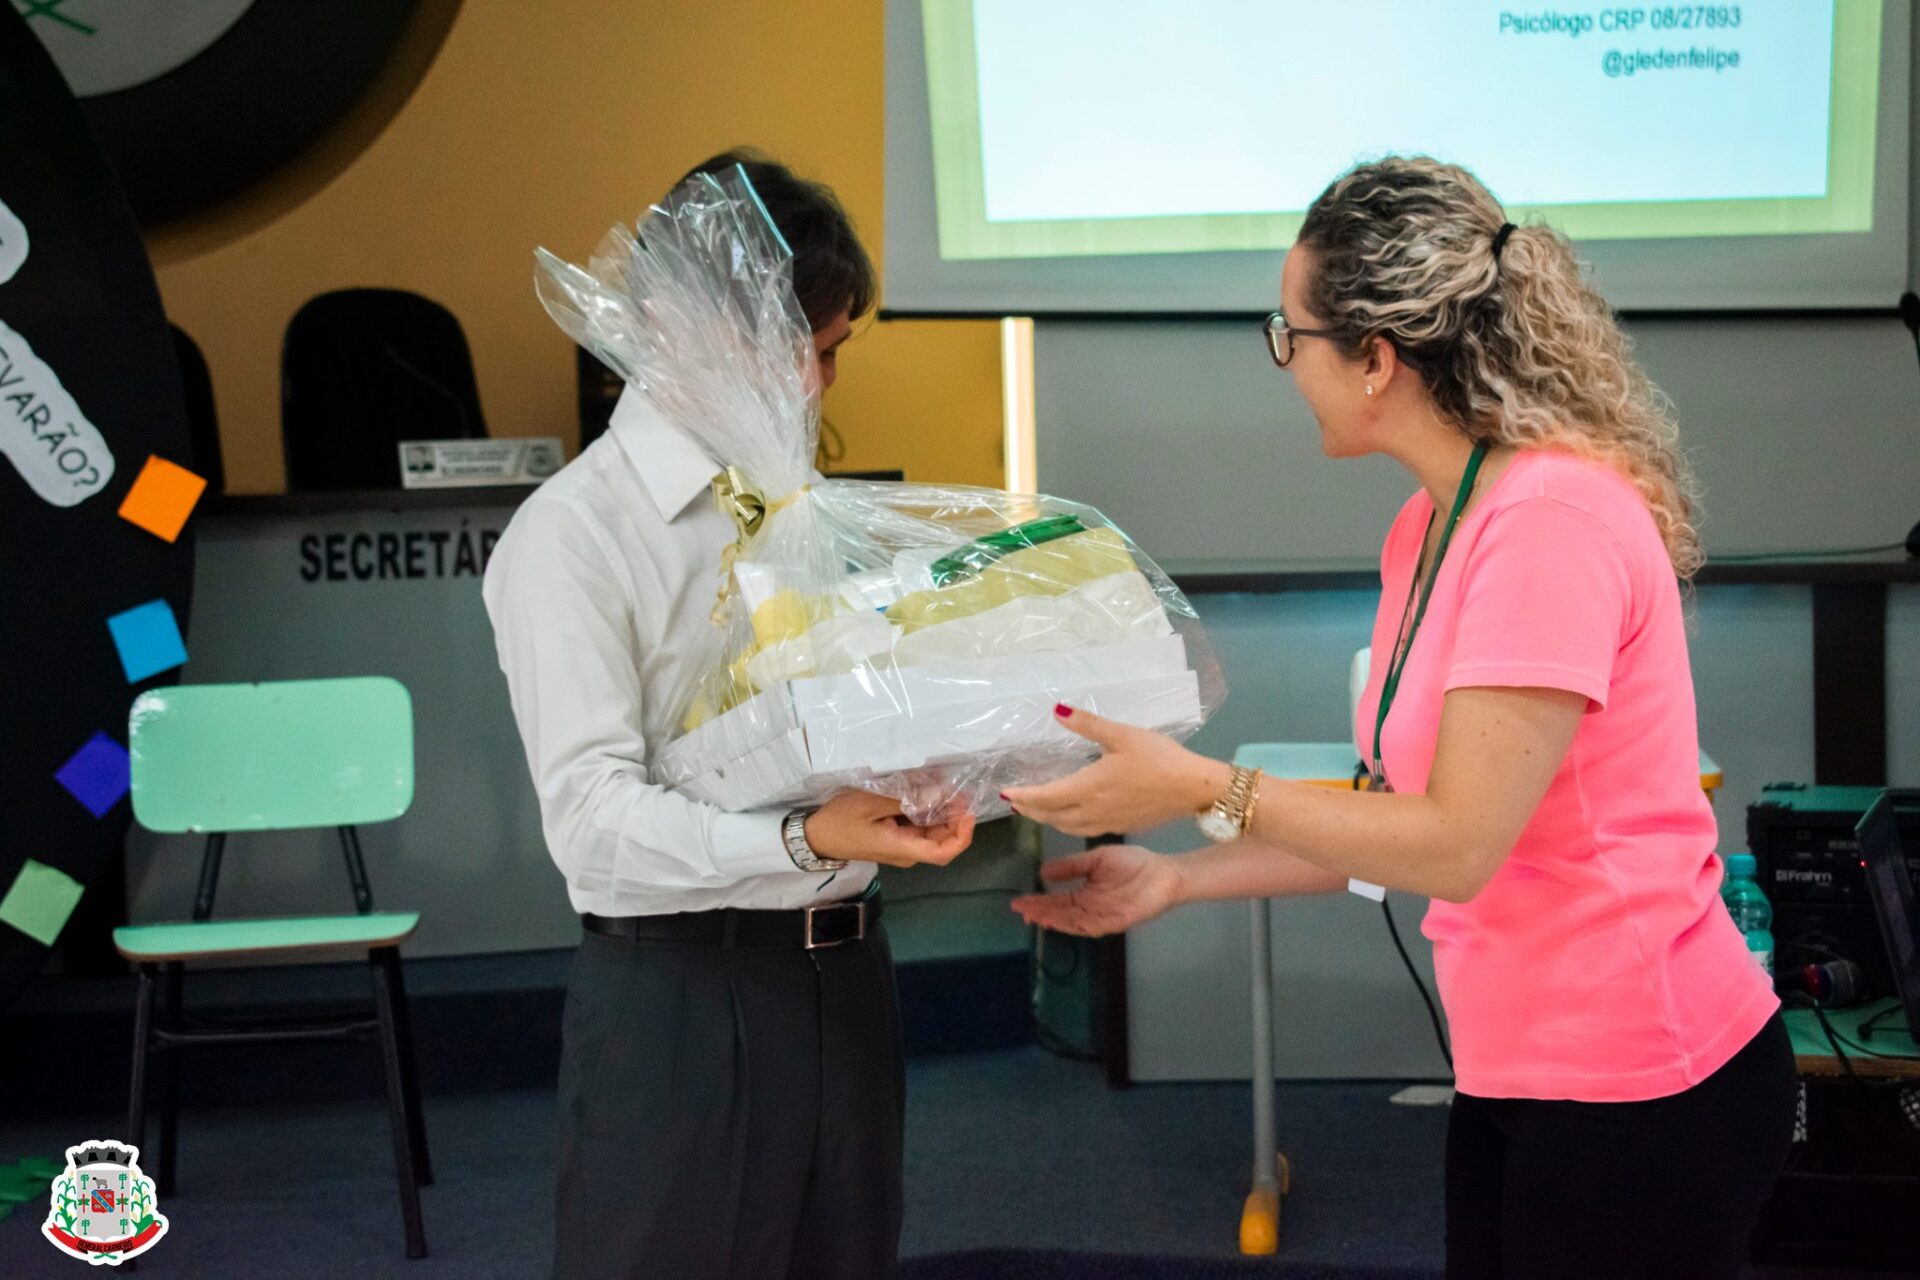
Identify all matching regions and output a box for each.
[885,528,1136,634]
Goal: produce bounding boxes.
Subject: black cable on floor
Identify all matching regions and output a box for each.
[1353,764,1456,1078]
[1382,898,1453,1074]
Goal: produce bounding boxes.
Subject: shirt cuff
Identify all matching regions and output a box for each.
[709,810,800,880]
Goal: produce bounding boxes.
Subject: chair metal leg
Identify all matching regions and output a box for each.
[338,825,374,916]
[370,948,428,1258]
[1241,898,1283,1256]
[380,949,434,1186]
[127,966,156,1157]
[157,962,183,1195]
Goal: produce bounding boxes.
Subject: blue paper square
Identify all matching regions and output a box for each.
[106,599,188,683]
[54,732,131,818]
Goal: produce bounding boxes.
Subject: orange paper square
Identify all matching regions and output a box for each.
[118,455,207,542]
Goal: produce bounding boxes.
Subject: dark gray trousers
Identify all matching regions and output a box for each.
[551,921,906,1280]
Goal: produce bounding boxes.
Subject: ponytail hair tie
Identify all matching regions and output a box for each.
[1491,222,1517,261]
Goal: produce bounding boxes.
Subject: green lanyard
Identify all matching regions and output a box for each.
[1369,440,1490,792]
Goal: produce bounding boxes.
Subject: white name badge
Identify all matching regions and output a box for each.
[0,320,115,507]
[0,198,26,285]
[399,438,565,489]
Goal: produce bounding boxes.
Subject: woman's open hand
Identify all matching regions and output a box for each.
[1011,844,1184,937]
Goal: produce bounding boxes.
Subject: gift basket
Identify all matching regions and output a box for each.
[534,165,1224,824]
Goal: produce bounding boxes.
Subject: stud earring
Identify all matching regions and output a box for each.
[1364,385,1375,397]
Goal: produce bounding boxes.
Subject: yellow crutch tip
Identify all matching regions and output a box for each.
[1239,1186,1280,1255]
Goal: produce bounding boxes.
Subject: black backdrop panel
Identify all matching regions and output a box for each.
[0,9,195,1007]
[65,1,421,229]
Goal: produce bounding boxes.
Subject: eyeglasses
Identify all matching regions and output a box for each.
[1262,311,1344,369]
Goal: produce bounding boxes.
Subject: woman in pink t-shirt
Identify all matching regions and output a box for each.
[1007,157,1795,1279]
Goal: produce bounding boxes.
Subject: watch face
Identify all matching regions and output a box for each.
[1197,810,1238,843]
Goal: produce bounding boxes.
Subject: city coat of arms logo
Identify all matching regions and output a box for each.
[42,1141,168,1265]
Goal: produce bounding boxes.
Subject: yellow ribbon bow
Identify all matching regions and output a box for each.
[709,465,810,626]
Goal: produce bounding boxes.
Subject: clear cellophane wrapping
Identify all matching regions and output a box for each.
[535,166,1224,824]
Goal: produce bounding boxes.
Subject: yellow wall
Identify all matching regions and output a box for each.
[151,0,1003,494]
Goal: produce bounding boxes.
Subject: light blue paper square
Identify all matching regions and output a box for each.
[106,600,188,683]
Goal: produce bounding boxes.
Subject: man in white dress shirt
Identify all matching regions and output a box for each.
[484,151,975,1280]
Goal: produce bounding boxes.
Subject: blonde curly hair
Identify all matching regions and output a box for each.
[1298,156,1703,579]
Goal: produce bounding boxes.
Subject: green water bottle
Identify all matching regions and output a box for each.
[1720,852,1774,977]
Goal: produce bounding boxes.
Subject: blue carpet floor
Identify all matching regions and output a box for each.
[1,1047,1445,1278]
[0,1047,1897,1278]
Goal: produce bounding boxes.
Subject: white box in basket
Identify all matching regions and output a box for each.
[661,649,1203,813]
[658,633,1193,787]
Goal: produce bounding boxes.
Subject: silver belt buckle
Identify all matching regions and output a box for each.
[804,901,866,950]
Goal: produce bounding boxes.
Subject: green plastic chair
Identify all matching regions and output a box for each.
[114,677,430,1259]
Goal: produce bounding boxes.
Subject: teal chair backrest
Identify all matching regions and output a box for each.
[129,678,414,834]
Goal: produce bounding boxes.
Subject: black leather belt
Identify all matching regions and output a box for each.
[582,891,881,951]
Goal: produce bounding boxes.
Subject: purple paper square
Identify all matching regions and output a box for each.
[54,732,131,819]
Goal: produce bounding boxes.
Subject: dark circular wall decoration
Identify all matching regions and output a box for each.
[0,8,196,1007]
[20,0,461,235]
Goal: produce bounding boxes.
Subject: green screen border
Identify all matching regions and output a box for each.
[925,0,1883,260]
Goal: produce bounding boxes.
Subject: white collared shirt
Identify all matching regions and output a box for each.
[483,387,873,916]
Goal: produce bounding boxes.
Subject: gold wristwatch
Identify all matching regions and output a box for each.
[1197,765,1263,843]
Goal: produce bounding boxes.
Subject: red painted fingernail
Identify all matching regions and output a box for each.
[1055,703,1072,718]
[999,792,1010,801]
